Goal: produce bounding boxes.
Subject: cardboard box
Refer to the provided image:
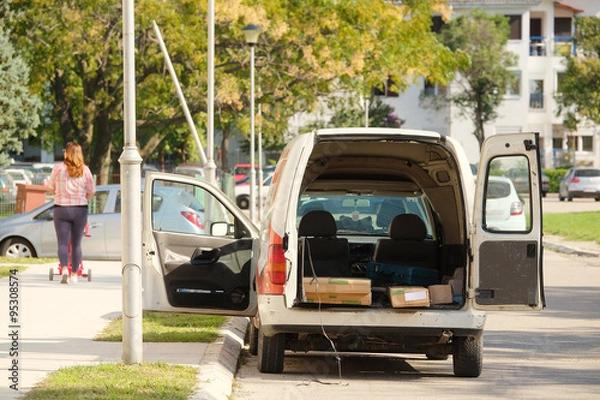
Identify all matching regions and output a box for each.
[388,286,430,308]
[303,277,371,294]
[428,284,453,304]
[303,277,372,305]
[305,292,372,306]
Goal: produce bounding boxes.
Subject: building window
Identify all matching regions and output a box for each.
[423,81,446,97]
[507,15,522,40]
[554,18,574,56]
[552,138,563,149]
[505,71,521,97]
[372,77,398,97]
[529,80,544,109]
[431,16,444,33]
[582,136,593,151]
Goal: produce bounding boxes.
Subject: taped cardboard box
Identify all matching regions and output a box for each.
[388,286,430,308]
[428,284,453,304]
[305,292,372,306]
[303,277,371,294]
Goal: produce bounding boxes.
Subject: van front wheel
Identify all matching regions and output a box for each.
[257,329,285,374]
[452,336,482,377]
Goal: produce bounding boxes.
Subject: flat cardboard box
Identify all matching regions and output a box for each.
[303,277,371,294]
[428,284,453,304]
[388,286,430,308]
[305,292,372,306]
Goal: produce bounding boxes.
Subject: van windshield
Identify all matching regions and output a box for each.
[297,194,433,237]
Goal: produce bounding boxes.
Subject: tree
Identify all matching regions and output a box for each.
[435,11,517,150]
[309,96,405,129]
[555,17,600,131]
[3,0,460,177]
[0,26,41,167]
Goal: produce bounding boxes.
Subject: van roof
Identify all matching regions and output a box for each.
[314,127,442,140]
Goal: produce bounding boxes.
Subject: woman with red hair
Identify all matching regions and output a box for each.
[47,142,96,284]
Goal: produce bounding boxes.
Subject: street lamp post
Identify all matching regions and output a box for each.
[242,24,262,224]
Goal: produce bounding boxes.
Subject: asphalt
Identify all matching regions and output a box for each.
[0,235,597,400]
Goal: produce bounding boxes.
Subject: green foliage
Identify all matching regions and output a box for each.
[95,311,226,342]
[544,212,600,244]
[555,17,600,130]
[544,168,569,193]
[436,10,517,150]
[0,26,41,167]
[309,96,405,130]
[21,362,197,400]
[3,0,459,173]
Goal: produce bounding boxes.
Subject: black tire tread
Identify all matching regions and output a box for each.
[257,330,285,374]
[453,336,482,377]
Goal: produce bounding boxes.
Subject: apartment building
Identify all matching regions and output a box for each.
[381,0,600,169]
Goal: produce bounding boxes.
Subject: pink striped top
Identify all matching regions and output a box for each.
[48,163,96,206]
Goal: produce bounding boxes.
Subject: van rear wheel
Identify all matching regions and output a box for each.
[453,336,482,377]
[247,320,259,356]
[257,329,285,373]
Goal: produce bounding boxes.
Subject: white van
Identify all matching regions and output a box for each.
[142,128,544,377]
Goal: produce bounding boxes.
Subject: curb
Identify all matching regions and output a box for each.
[190,317,248,400]
[544,240,600,258]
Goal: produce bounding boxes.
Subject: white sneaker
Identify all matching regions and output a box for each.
[71,274,78,284]
[60,270,68,284]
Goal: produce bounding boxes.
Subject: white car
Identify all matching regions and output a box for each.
[234,173,272,209]
[142,128,544,378]
[484,176,526,232]
[0,183,205,259]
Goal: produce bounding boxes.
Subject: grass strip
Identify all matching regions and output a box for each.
[0,266,27,278]
[95,311,226,342]
[20,362,198,400]
[544,212,600,243]
[0,256,57,264]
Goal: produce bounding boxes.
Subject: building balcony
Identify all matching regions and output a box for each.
[529,36,575,57]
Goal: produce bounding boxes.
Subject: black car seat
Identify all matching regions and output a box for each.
[298,210,350,277]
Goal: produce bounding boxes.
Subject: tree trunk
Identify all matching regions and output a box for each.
[221,124,231,173]
[89,111,113,184]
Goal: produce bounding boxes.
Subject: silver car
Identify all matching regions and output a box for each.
[0,183,205,259]
[558,167,600,201]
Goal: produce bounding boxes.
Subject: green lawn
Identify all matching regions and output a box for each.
[544,212,600,243]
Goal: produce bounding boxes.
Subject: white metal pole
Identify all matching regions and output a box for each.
[152,21,207,166]
[257,102,263,221]
[205,0,217,186]
[249,45,256,224]
[120,0,143,365]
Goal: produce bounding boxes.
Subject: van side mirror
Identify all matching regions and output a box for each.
[211,222,231,237]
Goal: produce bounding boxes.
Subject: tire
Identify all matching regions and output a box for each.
[453,336,482,377]
[567,193,573,202]
[541,191,547,198]
[558,194,564,201]
[1,238,36,258]
[247,319,259,356]
[49,268,54,281]
[237,195,250,210]
[257,328,285,373]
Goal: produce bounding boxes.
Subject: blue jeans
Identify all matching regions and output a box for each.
[53,206,88,273]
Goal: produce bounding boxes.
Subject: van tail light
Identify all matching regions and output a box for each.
[571,177,580,183]
[510,201,523,216]
[181,211,205,230]
[257,226,286,295]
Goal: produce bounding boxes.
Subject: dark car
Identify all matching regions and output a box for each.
[541,171,550,197]
[558,167,600,201]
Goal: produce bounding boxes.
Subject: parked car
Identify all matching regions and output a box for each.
[0,184,205,259]
[484,176,526,231]
[541,171,550,197]
[1,168,32,192]
[234,173,273,209]
[558,167,600,201]
[0,173,16,203]
[141,128,544,378]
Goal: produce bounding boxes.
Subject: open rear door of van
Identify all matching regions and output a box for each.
[141,172,259,316]
[472,132,545,311]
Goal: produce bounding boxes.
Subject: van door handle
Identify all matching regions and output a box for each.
[191,248,221,264]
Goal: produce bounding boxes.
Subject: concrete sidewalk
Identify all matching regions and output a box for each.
[0,260,247,400]
[0,235,597,399]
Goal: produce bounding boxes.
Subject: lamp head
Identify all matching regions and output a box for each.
[242,24,262,46]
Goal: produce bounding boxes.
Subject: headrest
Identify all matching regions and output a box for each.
[298,210,337,237]
[389,214,427,241]
[376,200,406,229]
